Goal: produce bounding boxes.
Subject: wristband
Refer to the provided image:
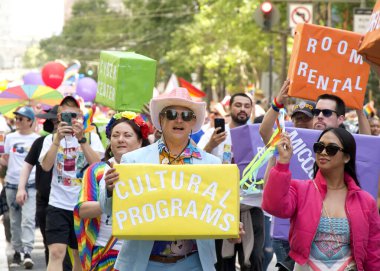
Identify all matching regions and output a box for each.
[273,97,284,109]
[271,101,280,112]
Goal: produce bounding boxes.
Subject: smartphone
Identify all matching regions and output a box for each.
[214,118,225,134]
[61,112,72,126]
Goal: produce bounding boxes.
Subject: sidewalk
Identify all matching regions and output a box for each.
[0,219,8,271]
[0,218,46,271]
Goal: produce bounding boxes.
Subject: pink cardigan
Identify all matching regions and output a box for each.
[262,162,380,271]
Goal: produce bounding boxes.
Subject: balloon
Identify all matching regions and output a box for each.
[41,62,65,89]
[76,77,97,102]
[23,72,45,85]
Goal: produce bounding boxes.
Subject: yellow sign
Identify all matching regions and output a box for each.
[112,164,240,240]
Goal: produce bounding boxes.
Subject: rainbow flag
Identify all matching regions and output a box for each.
[363,101,376,118]
[83,104,96,133]
[178,77,206,98]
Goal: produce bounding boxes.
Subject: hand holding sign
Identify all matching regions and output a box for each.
[276,79,290,105]
[228,222,245,244]
[105,162,119,196]
[276,133,293,164]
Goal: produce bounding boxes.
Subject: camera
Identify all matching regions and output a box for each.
[61,112,73,126]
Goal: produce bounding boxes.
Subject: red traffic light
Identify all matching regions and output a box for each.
[260,2,273,14]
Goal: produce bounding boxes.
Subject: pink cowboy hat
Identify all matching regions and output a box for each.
[150,87,206,132]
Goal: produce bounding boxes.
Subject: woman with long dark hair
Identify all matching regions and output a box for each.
[263,127,380,270]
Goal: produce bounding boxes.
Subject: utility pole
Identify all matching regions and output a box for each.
[253,1,280,100]
[269,41,274,101]
[280,31,288,84]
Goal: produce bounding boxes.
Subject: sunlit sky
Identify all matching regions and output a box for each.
[5,0,64,39]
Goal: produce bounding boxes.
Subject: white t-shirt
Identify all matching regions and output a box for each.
[197,124,232,164]
[4,131,39,185]
[95,157,122,250]
[38,133,104,210]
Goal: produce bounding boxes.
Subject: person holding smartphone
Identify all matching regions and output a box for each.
[39,96,105,271]
[198,93,264,271]
[198,93,253,164]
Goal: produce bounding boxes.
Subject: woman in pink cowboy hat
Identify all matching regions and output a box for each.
[101,87,243,271]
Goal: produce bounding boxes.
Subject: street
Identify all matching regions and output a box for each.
[1,219,277,271]
[1,221,46,271]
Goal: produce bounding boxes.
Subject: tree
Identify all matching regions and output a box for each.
[165,0,285,100]
[38,0,127,72]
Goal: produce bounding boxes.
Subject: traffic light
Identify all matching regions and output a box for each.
[261,1,273,31]
[253,1,279,31]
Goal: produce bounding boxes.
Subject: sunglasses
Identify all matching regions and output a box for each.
[311,109,337,118]
[313,142,345,156]
[160,109,196,122]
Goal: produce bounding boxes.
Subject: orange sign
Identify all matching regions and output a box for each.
[358,0,380,66]
[288,23,370,109]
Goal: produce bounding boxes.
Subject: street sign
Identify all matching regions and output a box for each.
[289,3,313,35]
[353,8,373,34]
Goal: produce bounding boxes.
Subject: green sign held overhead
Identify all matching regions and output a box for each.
[96,51,157,112]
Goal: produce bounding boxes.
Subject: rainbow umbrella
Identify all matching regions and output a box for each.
[0,85,63,117]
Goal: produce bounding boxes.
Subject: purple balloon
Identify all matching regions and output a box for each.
[76,77,97,102]
[23,72,45,85]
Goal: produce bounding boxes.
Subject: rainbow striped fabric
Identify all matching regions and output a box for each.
[363,102,375,118]
[83,104,96,133]
[91,246,119,271]
[74,162,117,271]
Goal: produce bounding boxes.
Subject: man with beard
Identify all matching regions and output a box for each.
[198,93,253,163]
[198,94,264,271]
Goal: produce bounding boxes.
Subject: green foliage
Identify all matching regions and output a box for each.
[166,0,283,97]
[23,44,48,68]
[39,0,127,69]
[29,0,379,103]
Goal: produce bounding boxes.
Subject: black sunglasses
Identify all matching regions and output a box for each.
[313,142,345,156]
[311,109,338,117]
[160,109,196,122]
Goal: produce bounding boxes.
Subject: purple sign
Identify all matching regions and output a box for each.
[231,124,380,239]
